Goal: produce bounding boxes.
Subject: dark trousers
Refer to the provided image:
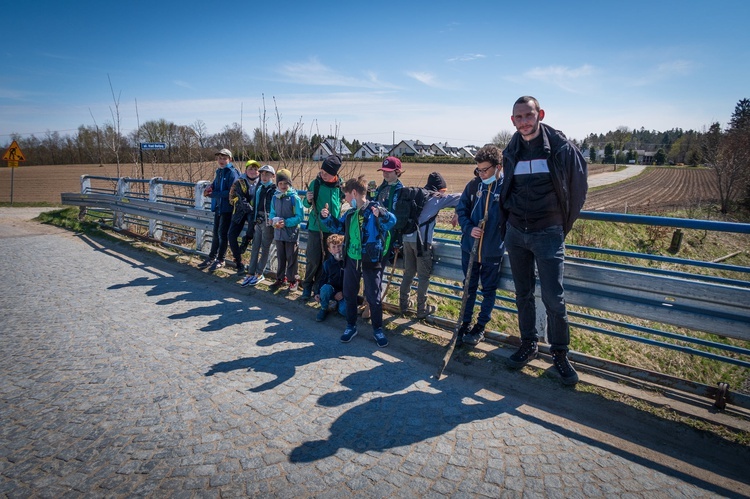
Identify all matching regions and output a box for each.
[302,230,331,291]
[460,251,501,327]
[343,257,384,331]
[208,212,232,262]
[504,223,569,351]
[227,216,250,266]
[275,240,299,283]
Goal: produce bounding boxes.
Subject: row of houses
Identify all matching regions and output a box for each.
[312,138,481,161]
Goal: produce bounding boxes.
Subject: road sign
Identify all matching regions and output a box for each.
[2,140,26,161]
[140,142,167,150]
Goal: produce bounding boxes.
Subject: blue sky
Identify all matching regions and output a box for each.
[2,0,749,148]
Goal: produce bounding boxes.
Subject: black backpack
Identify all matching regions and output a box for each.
[392,186,430,237]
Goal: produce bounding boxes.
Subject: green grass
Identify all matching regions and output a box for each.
[34,206,110,236]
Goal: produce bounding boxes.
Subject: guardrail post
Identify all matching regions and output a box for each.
[114,177,129,230]
[148,178,164,240]
[78,175,91,221]
[195,181,212,251]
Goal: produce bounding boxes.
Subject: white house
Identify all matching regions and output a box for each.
[353,142,391,159]
[389,140,433,157]
[312,138,352,161]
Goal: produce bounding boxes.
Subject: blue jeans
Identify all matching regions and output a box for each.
[504,223,569,351]
[319,284,347,316]
[460,251,501,327]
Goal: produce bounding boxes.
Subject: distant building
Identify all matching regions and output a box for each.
[353,142,391,159]
[312,138,352,161]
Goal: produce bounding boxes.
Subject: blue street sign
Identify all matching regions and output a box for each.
[140,142,167,150]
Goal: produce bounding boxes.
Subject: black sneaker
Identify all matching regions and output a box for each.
[197,258,214,269]
[209,260,225,271]
[552,350,579,386]
[456,322,472,347]
[507,340,538,369]
[462,324,485,346]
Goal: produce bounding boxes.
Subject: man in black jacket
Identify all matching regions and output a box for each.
[500,96,588,386]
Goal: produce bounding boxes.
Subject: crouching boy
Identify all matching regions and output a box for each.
[320,177,396,347]
[314,234,346,322]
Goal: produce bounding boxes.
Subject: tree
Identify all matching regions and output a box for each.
[729,98,750,131]
[603,143,615,164]
[492,130,514,150]
[589,147,597,163]
[610,126,632,170]
[654,148,666,165]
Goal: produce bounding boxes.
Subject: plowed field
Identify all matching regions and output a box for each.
[0,163,721,215]
[584,167,719,213]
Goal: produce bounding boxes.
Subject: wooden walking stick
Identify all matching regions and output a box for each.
[380,244,401,302]
[436,213,488,379]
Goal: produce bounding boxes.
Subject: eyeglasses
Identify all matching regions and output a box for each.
[477,164,496,174]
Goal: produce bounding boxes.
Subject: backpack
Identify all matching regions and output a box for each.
[392,186,430,236]
[361,202,390,263]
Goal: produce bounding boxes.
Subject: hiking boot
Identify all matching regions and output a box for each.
[552,350,579,386]
[462,323,485,346]
[507,340,539,369]
[197,258,214,269]
[373,328,389,348]
[300,287,313,301]
[288,281,299,293]
[416,304,436,320]
[456,322,472,347]
[341,326,358,343]
[316,309,328,322]
[209,260,225,272]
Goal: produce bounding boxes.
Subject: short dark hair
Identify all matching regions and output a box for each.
[474,144,502,167]
[514,95,541,112]
[344,177,367,196]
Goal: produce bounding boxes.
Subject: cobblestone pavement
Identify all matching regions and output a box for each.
[1,209,748,498]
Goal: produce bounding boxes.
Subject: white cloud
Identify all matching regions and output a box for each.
[276,57,399,89]
[447,54,486,62]
[519,64,596,93]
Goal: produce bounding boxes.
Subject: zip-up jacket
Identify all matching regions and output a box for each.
[302,175,344,232]
[208,163,240,213]
[270,189,304,242]
[321,202,396,263]
[253,182,277,225]
[501,123,588,236]
[315,254,345,295]
[455,175,506,263]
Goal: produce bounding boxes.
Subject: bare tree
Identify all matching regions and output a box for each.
[492,130,514,150]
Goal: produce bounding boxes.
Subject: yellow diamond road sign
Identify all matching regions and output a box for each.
[3,140,26,162]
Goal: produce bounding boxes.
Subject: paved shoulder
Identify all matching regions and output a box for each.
[588,165,647,188]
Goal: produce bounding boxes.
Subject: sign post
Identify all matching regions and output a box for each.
[2,140,27,205]
[139,142,167,179]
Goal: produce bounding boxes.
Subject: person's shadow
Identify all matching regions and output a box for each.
[289,376,514,463]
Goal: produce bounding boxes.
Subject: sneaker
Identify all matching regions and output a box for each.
[316,309,327,322]
[209,260,225,271]
[288,281,299,293]
[269,278,287,290]
[462,323,485,346]
[507,340,539,369]
[300,287,313,301]
[373,328,389,348]
[197,258,214,269]
[416,304,436,320]
[552,350,579,386]
[456,322,472,347]
[340,326,358,343]
[241,275,257,288]
[252,275,265,286]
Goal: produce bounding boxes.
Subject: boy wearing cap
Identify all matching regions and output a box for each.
[242,165,277,287]
[300,154,344,301]
[199,149,240,271]
[227,160,260,276]
[269,169,304,292]
[319,177,396,348]
[399,172,461,318]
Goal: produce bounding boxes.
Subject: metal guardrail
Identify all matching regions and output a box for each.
[62,175,750,410]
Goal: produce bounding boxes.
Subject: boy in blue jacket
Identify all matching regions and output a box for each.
[454,145,506,346]
[199,148,240,271]
[320,177,396,347]
[314,234,346,322]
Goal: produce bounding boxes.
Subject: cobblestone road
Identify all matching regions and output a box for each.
[1,209,748,498]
